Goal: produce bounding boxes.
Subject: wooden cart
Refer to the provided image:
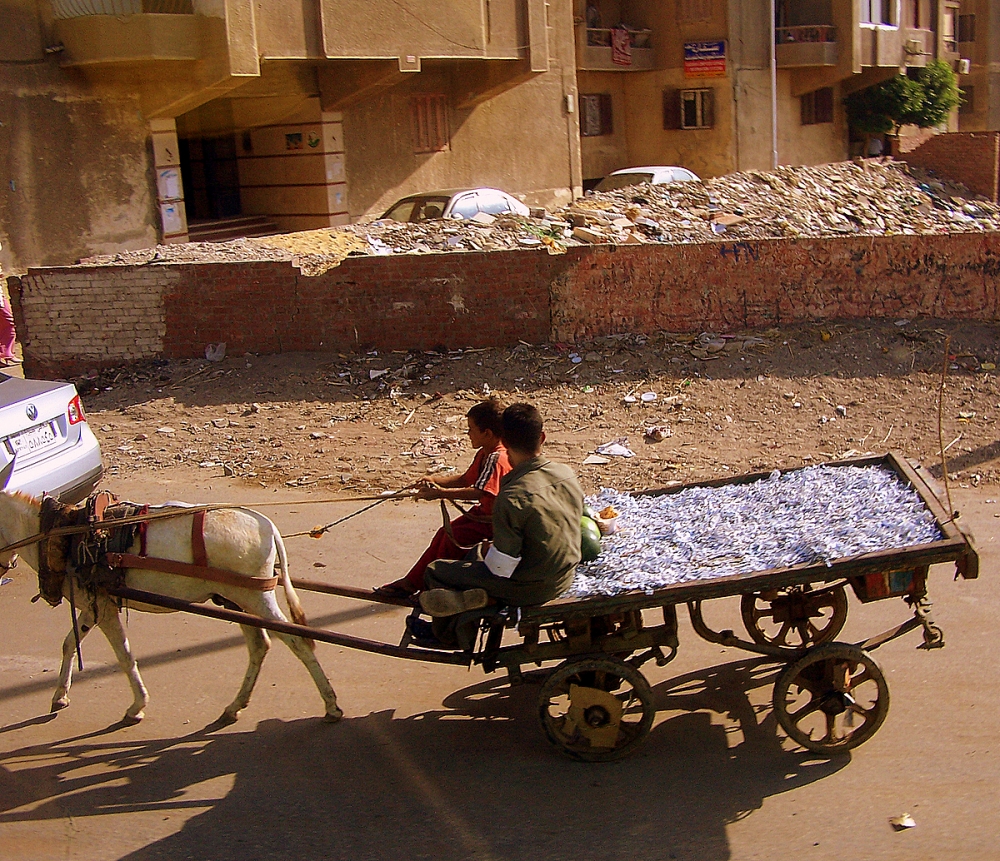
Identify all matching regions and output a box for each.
[112,452,978,761]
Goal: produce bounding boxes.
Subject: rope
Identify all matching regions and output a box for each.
[0,492,420,556]
[287,497,395,539]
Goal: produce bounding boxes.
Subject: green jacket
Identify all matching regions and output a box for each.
[492,456,583,605]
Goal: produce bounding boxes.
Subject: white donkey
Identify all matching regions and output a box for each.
[0,483,342,725]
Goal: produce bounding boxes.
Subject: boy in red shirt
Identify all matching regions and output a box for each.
[375,399,510,600]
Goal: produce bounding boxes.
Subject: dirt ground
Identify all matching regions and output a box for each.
[80,318,1000,496]
[2,317,999,860]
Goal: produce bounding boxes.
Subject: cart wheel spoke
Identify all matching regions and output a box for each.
[773,621,794,647]
[787,697,823,723]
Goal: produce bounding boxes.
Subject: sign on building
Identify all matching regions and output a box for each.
[684,41,726,78]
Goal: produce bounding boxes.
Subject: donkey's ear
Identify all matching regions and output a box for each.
[0,457,14,490]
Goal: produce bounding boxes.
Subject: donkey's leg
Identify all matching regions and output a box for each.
[272,631,342,723]
[51,602,98,713]
[95,602,149,723]
[220,625,271,723]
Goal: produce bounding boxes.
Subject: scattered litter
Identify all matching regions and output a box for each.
[889,813,916,831]
[370,369,389,380]
[644,425,672,442]
[205,343,226,362]
[583,454,611,465]
[982,362,996,370]
[640,392,657,403]
[0,577,11,587]
[595,439,636,458]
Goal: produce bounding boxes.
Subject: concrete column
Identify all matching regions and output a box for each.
[150,118,189,244]
[322,111,349,226]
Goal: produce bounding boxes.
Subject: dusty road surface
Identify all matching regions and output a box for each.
[2,318,999,860]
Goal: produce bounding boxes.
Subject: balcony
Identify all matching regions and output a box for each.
[576,25,654,71]
[775,25,837,68]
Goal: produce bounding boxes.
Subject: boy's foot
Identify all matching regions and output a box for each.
[419,588,488,617]
[374,579,418,601]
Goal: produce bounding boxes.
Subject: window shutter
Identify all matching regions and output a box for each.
[702,89,715,128]
[599,93,613,135]
[662,89,681,129]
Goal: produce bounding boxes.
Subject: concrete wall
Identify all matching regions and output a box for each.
[898,131,1000,202]
[0,62,158,274]
[11,232,1000,378]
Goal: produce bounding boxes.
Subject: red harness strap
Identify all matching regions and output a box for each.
[192,509,208,567]
[107,508,278,592]
[106,552,279,591]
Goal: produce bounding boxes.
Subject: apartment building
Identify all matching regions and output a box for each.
[0,0,987,272]
[576,0,969,184]
[1,0,582,270]
[952,0,1000,130]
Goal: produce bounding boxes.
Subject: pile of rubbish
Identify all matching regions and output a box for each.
[79,160,1000,275]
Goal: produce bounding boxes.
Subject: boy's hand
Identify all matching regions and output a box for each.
[414,485,440,500]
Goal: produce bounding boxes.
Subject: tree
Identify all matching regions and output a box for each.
[898,61,962,129]
[845,61,961,143]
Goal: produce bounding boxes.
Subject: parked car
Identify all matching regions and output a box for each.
[380,188,531,223]
[0,372,103,503]
[594,166,701,193]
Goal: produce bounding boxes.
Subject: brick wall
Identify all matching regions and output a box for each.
[898,132,1000,203]
[9,231,1000,378]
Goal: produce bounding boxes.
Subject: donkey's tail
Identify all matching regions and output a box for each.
[272,522,315,650]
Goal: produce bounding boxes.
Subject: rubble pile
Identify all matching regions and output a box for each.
[78,160,1000,274]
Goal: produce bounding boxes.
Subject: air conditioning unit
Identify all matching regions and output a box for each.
[904,38,923,54]
[957,58,971,74]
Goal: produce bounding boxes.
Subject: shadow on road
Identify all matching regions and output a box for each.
[0,656,844,861]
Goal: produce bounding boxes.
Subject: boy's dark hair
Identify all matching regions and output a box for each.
[501,403,543,453]
[466,398,504,435]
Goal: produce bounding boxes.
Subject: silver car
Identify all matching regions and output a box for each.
[380,188,531,223]
[0,373,103,502]
[595,166,701,193]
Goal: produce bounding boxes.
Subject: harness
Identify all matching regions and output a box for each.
[35,493,278,609]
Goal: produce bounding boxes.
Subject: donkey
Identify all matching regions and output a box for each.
[0,481,342,725]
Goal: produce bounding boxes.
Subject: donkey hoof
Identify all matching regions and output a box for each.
[122,711,144,725]
[216,710,239,726]
[323,707,344,724]
[50,698,69,713]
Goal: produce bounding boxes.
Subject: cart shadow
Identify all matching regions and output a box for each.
[0,657,844,861]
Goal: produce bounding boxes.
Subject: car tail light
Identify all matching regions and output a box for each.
[67,394,87,425]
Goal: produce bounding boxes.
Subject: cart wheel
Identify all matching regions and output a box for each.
[772,643,890,754]
[741,584,848,652]
[538,657,655,762]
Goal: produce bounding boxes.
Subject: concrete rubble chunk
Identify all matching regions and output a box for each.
[77,161,1000,274]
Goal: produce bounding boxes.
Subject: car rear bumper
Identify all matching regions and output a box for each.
[7,423,104,503]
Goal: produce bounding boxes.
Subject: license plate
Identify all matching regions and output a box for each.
[8,423,57,455]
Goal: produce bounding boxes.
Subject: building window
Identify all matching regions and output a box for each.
[679,89,714,129]
[580,93,613,136]
[411,94,449,153]
[959,86,974,114]
[860,0,894,25]
[958,14,975,42]
[942,6,957,52]
[801,87,834,125]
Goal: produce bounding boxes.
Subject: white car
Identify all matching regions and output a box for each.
[0,373,103,502]
[380,188,531,223]
[595,166,701,193]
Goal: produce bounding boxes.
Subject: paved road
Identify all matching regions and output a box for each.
[0,472,996,860]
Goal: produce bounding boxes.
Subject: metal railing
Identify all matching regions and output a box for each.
[775,25,836,44]
[585,27,652,48]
